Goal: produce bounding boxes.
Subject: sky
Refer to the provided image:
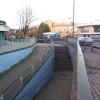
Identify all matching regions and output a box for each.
[0,0,100,28]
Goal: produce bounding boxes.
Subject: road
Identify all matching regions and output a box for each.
[93,41,100,48]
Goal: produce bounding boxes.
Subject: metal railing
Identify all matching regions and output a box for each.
[0,44,54,100]
[0,37,36,55]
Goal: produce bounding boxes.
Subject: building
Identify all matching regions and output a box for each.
[44,20,94,38]
[44,20,73,37]
[0,20,9,44]
[77,23,100,39]
[44,20,89,37]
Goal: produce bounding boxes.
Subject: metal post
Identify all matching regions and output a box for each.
[72,0,75,37]
[38,58,42,64]
[19,76,23,85]
[31,65,35,73]
[91,45,93,52]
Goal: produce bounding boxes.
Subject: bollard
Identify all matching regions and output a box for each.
[91,45,93,52]
[84,42,86,49]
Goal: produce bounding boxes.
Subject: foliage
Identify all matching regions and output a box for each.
[27,27,37,37]
[15,30,24,36]
[36,22,51,36]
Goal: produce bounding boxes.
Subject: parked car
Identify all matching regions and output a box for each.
[79,37,93,45]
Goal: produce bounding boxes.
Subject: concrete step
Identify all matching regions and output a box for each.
[55,59,71,62]
[55,62,72,65]
[55,58,70,60]
[55,67,73,71]
[55,64,72,67]
[55,54,70,56]
[55,62,72,64]
[54,45,73,71]
[55,55,70,58]
[54,49,69,53]
[55,63,72,66]
[55,58,71,61]
[54,47,68,50]
[55,52,69,54]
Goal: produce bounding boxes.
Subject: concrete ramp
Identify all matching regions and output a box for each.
[34,71,72,100]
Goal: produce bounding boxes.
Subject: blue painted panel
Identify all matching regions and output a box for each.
[14,52,54,100]
[0,45,35,73]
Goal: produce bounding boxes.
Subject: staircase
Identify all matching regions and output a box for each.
[54,45,73,71]
[34,44,73,100]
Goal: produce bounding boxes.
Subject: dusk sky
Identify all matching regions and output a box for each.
[0,0,100,28]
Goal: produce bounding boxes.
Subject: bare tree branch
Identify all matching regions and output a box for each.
[17,6,37,36]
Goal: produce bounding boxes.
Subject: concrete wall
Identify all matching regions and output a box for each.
[67,38,92,100]
[0,24,9,31]
[68,45,77,66]
[14,51,54,100]
[0,44,36,73]
[67,38,77,66]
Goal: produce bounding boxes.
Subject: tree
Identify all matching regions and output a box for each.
[43,24,51,32]
[18,6,37,37]
[27,27,37,37]
[36,22,51,36]
[15,30,24,36]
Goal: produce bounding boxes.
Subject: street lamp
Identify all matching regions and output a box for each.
[72,0,75,37]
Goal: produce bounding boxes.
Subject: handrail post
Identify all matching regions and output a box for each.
[19,76,23,85]
[31,65,35,73]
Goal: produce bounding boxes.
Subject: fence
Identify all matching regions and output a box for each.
[0,37,36,55]
[0,44,53,100]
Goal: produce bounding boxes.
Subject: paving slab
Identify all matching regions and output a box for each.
[82,46,100,100]
[34,71,73,100]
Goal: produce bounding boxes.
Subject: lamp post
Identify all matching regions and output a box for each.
[72,0,75,37]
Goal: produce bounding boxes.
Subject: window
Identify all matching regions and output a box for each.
[94,25,100,32]
[80,27,89,33]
